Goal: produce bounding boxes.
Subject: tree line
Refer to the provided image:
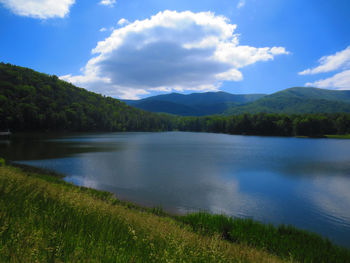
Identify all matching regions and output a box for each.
[1,62,350,137]
[174,113,350,137]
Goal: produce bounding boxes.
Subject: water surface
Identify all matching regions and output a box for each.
[1,132,350,247]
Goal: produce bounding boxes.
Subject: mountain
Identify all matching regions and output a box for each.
[125,87,350,116]
[2,62,350,134]
[124,91,266,116]
[0,63,174,132]
[225,87,350,115]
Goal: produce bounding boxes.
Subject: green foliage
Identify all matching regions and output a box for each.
[225,87,350,115]
[126,87,350,116]
[125,92,265,116]
[1,63,350,138]
[179,212,350,263]
[175,113,350,137]
[325,134,350,139]
[0,166,283,263]
[0,62,175,132]
[0,158,5,166]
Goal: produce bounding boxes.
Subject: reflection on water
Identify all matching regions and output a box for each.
[2,132,350,247]
[0,133,117,161]
[309,176,350,223]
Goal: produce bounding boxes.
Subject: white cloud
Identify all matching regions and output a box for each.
[299,46,350,75]
[61,10,288,99]
[305,70,350,90]
[100,26,116,32]
[216,68,243,81]
[0,0,75,19]
[117,18,129,26]
[116,88,149,100]
[300,46,350,90]
[237,0,246,9]
[99,0,115,7]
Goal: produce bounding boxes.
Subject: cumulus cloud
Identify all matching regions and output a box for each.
[0,0,75,19]
[237,0,246,9]
[300,46,350,90]
[117,18,129,26]
[299,46,350,75]
[99,0,116,7]
[61,10,288,99]
[306,70,350,90]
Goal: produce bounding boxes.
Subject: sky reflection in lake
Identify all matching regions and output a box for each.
[3,132,350,247]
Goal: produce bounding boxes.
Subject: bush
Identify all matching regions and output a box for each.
[0,158,5,166]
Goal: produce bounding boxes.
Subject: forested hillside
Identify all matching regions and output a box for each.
[124,91,265,116]
[125,87,350,116]
[1,63,350,137]
[0,63,174,132]
[225,87,350,115]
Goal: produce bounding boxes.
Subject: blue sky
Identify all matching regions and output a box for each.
[0,0,349,99]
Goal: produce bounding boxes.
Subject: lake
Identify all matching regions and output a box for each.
[1,132,350,247]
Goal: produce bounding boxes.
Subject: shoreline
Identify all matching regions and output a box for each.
[0,163,283,263]
[4,130,350,142]
[325,134,350,139]
[1,162,349,262]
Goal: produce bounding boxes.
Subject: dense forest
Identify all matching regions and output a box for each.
[225,87,350,115]
[124,91,265,116]
[1,62,350,137]
[124,87,350,116]
[175,113,350,137]
[0,63,175,132]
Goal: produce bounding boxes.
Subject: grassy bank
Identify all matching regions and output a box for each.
[179,213,350,263]
[325,134,350,139]
[0,164,349,262]
[0,165,283,262]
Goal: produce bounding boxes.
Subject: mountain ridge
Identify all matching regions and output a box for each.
[124,87,350,116]
[123,91,266,116]
[225,87,350,115]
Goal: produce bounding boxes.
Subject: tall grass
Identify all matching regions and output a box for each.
[0,165,283,263]
[325,134,350,139]
[179,212,350,263]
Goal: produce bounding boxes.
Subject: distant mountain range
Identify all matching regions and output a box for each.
[123,92,266,116]
[2,62,350,122]
[225,87,350,115]
[124,87,350,116]
[2,62,350,137]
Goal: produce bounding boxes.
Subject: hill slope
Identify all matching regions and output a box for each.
[124,91,265,116]
[225,87,350,115]
[0,63,173,131]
